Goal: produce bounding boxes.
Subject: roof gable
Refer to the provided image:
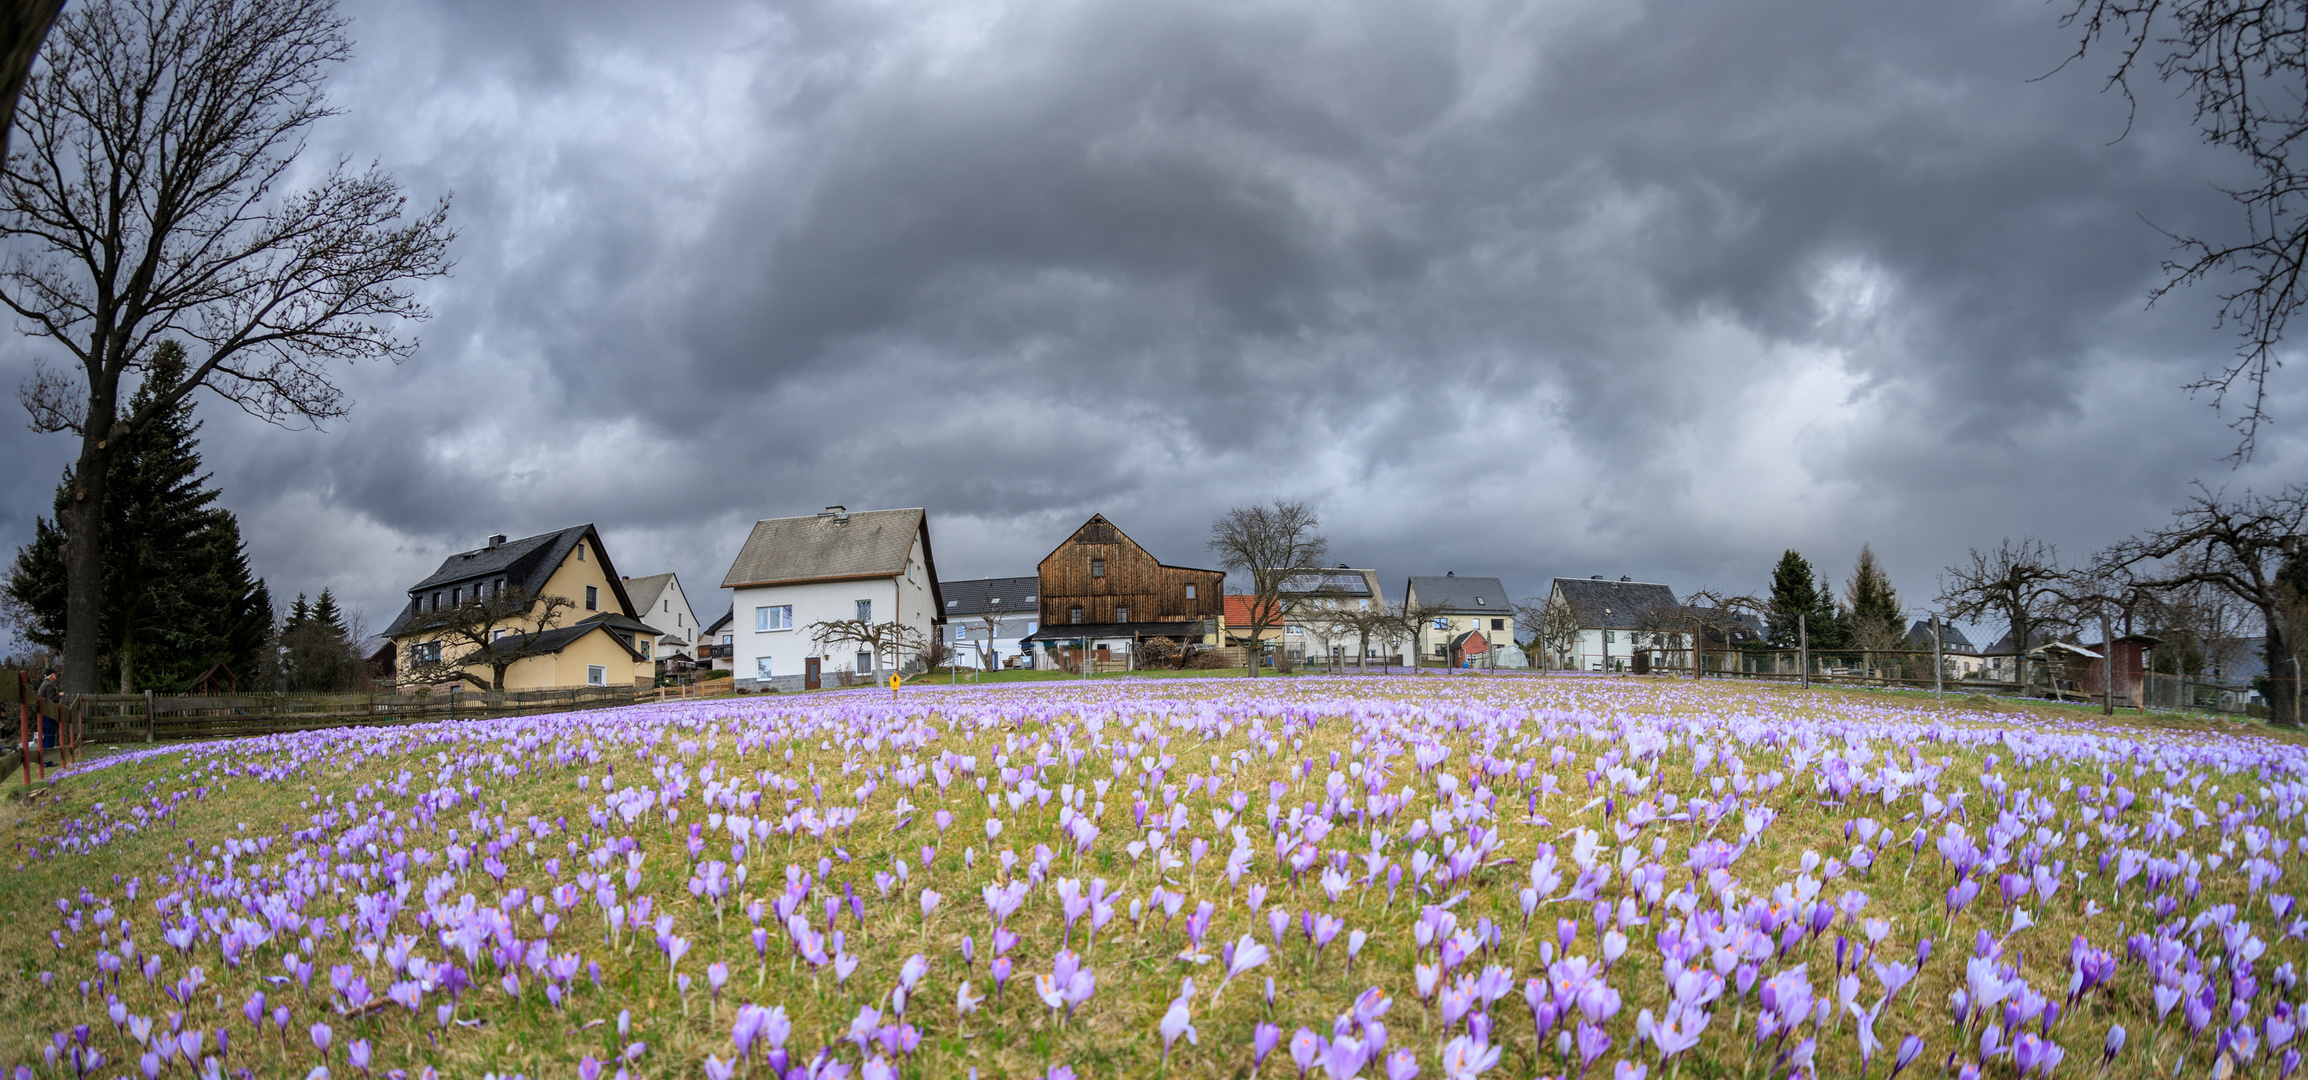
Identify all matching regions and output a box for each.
[622,573,678,615]
[385,524,637,638]
[942,576,1040,617]
[722,508,930,589]
[1549,577,1678,628]
[1406,575,1509,612]
[1038,514,1220,575]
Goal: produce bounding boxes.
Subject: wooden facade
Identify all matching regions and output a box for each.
[1036,515,1223,633]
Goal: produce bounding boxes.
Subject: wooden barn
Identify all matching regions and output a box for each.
[1025,514,1224,653]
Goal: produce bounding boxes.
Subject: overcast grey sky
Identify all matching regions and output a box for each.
[5,0,2304,649]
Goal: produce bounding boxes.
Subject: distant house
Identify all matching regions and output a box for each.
[703,606,734,671]
[942,575,1040,670]
[721,506,943,691]
[1905,620,1986,677]
[1543,576,1680,673]
[1024,514,1223,665]
[1222,594,1289,653]
[622,572,704,673]
[1280,566,1387,664]
[1406,573,1523,668]
[1447,629,1491,668]
[382,525,662,690]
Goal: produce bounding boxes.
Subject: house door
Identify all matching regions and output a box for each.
[805,657,821,690]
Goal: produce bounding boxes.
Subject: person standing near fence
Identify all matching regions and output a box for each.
[36,667,61,765]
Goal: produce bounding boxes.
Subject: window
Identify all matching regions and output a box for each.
[856,650,874,673]
[720,634,732,646]
[856,599,872,622]
[576,543,587,561]
[1116,606,1129,622]
[664,600,670,612]
[586,665,606,686]
[756,657,774,680]
[585,586,598,611]
[414,642,441,665]
[1091,558,1105,577]
[492,629,509,641]
[1476,596,1486,606]
[432,591,444,612]
[1605,630,1615,643]
[1286,625,1304,636]
[1433,618,1449,631]
[756,606,793,631]
[1185,584,1196,599]
[451,586,462,606]
[946,599,958,608]
[1070,606,1083,624]
[1491,618,1504,631]
[677,613,683,627]
[494,577,506,595]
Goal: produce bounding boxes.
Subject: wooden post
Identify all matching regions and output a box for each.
[1798,614,1810,690]
[2100,607,2116,717]
[144,689,156,742]
[1930,615,1944,700]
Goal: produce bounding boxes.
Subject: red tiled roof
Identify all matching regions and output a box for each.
[1224,594,1281,626]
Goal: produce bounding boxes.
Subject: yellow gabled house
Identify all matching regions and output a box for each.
[382,524,664,691]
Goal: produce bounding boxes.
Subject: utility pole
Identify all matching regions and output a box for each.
[1798,613,1810,690]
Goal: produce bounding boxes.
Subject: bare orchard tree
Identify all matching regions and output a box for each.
[399,589,578,692]
[1937,539,2074,686]
[1513,594,1584,670]
[2099,483,2308,724]
[808,618,929,677]
[1313,599,1401,673]
[2058,0,2308,458]
[1207,500,1335,678]
[3,0,455,692]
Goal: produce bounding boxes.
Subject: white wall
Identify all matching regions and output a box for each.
[731,534,939,685]
[646,577,703,658]
[949,613,1039,668]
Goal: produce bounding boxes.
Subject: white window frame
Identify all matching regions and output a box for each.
[756,656,774,680]
[586,665,606,686]
[756,605,793,632]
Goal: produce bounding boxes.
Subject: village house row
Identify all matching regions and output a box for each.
[380,506,2015,693]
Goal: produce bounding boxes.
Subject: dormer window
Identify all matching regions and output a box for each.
[432,591,444,612]
[451,587,462,605]
[1476,597,1486,606]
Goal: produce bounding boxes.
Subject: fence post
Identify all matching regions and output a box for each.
[1798,614,1810,690]
[145,689,156,742]
[1930,616,1944,700]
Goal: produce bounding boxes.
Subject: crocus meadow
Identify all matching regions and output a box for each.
[2,675,2302,1080]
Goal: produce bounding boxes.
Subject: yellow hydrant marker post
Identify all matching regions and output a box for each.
[889,673,901,701]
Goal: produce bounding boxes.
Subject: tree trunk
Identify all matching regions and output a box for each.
[62,418,114,695]
[2263,626,2297,726]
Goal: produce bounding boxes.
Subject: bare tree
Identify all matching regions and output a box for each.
[1514,593,1585,670]
[1312,599,1402,673]
[973,610,1007,671]
[808,618,929,677]
[3,0,455,692]
[1207,500,1335,678]
[1682,589,1771,677]
[1937,539,2073,686]
[2100,483,2308,723]
[399,588,579,691]
[2058,0,2308,458]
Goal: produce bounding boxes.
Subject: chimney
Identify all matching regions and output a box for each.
[488,533,507,548]
[820,505,849,523]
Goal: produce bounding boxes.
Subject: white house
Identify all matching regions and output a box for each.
[1544,576,1681,672]
[1281,567,1391,664]
[720,506,944,691]
[621,572,705,672]
[1405,573,1526,668]
[940,575,1040,670]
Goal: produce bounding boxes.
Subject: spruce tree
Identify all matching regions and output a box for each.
[1765,550,1846,650]
[3,342,271,691]
[1842,544,1904,650]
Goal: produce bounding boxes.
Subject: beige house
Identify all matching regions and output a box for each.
[383,525,663,690]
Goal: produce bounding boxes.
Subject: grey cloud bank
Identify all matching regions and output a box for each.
[3,0,2300,648]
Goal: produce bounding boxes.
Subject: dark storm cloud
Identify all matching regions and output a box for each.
[3,0,2299,651]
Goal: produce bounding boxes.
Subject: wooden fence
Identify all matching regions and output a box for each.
[3,670,641,771]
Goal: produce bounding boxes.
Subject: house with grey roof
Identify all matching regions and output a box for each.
[382,524,665,690]
[940,575,1040,669]
[720,506,943,690]
[622,572,704,673]
[1405,573,1524,668]
[1906,619,1987,677]
[1282,566,1388,665]
[1543,576,1681,672]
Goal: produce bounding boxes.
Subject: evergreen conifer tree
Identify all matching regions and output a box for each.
[1842,544,1905,650]
[3,342,271,691]
[1765,550,1846,650]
